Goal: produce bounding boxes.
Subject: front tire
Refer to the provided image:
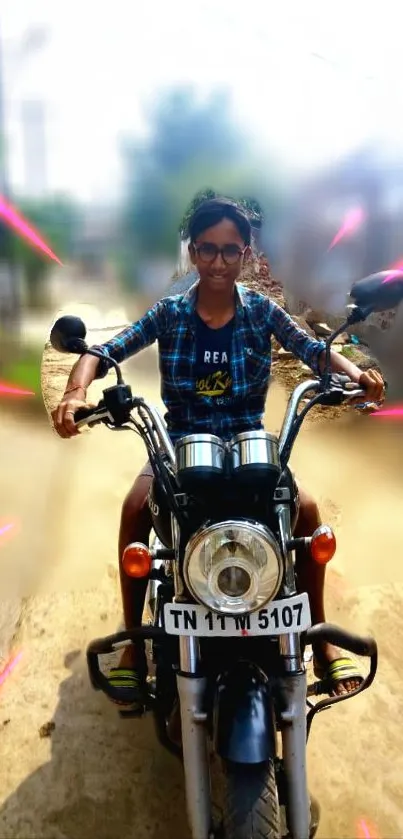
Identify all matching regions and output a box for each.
[223,759,280,839]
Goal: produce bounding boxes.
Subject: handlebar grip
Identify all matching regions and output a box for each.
[305,622,377,658]
[74,406,96,423]
[331,373,351,387]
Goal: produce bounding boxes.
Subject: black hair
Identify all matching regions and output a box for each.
[187,197,252,246]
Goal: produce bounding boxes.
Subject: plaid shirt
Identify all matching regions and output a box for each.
[94,281,326,442]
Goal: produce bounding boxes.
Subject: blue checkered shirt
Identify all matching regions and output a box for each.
[94,281,326,442]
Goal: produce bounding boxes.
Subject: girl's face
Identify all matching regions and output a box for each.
[189,218,251,293]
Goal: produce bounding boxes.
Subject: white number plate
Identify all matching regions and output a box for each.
[163,593,311,637]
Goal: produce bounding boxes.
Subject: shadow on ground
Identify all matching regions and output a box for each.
[0,649,188,839]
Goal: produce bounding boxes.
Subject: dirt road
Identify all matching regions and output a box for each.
[1,330,403,838]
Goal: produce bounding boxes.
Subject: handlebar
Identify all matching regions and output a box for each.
[278,375,366,460]
[74,405,111,428]
[73,390,176,467]
[72,372,375,471]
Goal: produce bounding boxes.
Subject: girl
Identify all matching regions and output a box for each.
[53,198,384,709]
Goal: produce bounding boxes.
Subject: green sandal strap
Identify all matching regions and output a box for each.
[326,657,363,683]
[109,667,140,678]
[108,667,143,688]
[107,667,145,709]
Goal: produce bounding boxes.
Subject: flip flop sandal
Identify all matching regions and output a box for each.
[107,667,146,713]
[314,657,364,695]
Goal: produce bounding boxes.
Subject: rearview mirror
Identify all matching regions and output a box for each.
[350,270,403,313]
[50,316,88,354]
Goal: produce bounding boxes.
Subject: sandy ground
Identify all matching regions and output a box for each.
[1,304,403,838]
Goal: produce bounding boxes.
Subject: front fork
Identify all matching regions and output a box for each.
[276,495,311,839]
[177,636,311,839]
[177,636,213,839]
[278,638,311,839]
[171,515,213,839]
[174,498,311,839]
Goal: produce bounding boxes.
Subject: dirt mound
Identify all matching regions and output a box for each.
[240,254,285,305]
[239,255,384,420]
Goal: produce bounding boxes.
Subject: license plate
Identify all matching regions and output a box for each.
[163,593,311,637]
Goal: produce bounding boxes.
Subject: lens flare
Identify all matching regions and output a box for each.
[0,519,18,546]
[328,206,366,251]
[381,264,403,285]
[0,651,23,688]
[356,817,379,838]
[387,256,403,271]
[371,405,403,418]
[0,380,35,397]
[0,195,62,264]
[0,523,14,538]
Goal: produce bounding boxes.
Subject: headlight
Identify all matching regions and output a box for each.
[183,520,282,615]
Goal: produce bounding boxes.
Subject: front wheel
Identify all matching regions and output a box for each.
[222,759,280,839]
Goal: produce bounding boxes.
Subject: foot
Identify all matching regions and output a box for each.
[107,644,147,710]
[312,643,362,696]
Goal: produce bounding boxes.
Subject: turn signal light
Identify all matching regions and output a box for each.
[310,525,336,565]
[122,542,152,578]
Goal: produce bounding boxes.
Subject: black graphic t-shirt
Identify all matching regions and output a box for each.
[195,313,234,399]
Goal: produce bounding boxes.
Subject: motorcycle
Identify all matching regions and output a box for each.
[49,271,402,839]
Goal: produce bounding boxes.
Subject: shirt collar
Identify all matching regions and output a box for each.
[180,278,247,320]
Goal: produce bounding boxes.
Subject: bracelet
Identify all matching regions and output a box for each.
[63,385,87,396]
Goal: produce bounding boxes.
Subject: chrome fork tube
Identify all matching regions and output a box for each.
[177,636,212,839]
[275,499,304,673]
[278,673,310,839]
[175,504,211,839]
[275,496,310,837]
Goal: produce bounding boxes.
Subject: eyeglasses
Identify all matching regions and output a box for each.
[194,243,247,266]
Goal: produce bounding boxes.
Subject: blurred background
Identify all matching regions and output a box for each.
[2,0,403,406]
[2,4,403,837]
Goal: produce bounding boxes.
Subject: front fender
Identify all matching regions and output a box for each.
[213,660,277,764]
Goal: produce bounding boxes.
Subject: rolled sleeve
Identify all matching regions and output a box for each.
[91,347,112,380]
[268,300,326,376]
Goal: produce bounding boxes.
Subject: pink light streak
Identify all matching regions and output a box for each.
[371,405,403,418]
[0,195,63,265]
[382,265,403,285]
[0,380,35,397]
[0,651,23,689]
[356,817,379,839]
[328,206,367,251]
[388,256,403,271]
[0,523,14,538]
[0,518,19,545]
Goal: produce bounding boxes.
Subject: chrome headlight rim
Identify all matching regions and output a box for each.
[183,518,283,615]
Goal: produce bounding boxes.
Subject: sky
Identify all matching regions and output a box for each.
[2,0,403,203]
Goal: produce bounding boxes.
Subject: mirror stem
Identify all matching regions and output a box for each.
[84,347,124,384]
[346,304,374,325]
[322,319,349,389]
[321,301,375,389]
